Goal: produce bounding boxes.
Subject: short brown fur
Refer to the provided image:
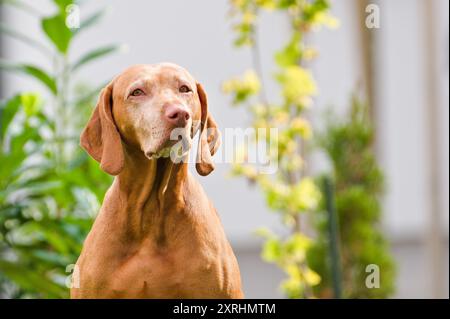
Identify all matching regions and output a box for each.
[71,63,243,298]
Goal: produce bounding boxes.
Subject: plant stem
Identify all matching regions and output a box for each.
[250,18,269,107]
[54,53,70,171]
[324,177,343,298]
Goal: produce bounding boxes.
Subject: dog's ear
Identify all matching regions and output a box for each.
[195,83,221,176]
[80,81,124,176]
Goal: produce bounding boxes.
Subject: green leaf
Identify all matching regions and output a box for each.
[277,0,297,9]
[72,44,122,71]
[30,249,72,267]
[0,95,21,140]
[0,60,57,94]
[275,32,301,67]
[20,93,42,116]
[303,0,329,22]
[0,259,67,298]
[262,238,282,262]
[42,14,72,54]
[53,0,73,13]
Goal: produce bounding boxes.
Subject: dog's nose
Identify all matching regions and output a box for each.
[164,104,190,127]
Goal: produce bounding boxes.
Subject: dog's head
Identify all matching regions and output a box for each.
[80,63,221,176]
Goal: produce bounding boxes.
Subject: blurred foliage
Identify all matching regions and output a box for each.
[307,95,396,298]
[224,0,338,298]
[0,0,119,298]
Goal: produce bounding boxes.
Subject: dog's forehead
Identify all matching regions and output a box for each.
[115,63,195,89]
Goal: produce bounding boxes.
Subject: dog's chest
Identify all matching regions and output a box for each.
[82,240,227,298]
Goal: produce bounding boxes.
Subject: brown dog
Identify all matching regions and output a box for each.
[71,63,243,298]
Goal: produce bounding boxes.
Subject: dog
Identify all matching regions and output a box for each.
[70,63,243,298]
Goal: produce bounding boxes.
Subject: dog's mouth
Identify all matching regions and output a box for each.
[144,133,191,160]
[145,147,171,160]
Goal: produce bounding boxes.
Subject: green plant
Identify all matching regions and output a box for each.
[223,0,338,298]
[0,0,119,298]
[308,95,396,298]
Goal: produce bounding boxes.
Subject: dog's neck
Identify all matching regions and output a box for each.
[117,148,186,206]
[110,145,189,243]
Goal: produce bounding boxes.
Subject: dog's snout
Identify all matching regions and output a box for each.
[164,104,190,127]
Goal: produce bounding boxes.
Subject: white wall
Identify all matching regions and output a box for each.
[374,0,449,297]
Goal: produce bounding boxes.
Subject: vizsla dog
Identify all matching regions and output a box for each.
[71,63,243,298]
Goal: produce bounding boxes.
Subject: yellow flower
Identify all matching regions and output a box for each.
[242,11,256,24]
[256,0,276,10]
[303,268,321,286]
[286,155,303,171]
[277,66,318,106]
[291,117,312,139]
[243,70,261,92]
[290,178,321,211]
[231,0,246,9]
[251,103,267,117]
[286,264,302,279]
[281,276,302,298]
[313,12,340,29]
[273,112,289,125]
[303,47,318,60]
[222,70,261,104]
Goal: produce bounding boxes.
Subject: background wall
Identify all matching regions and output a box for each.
[1,0,448,298]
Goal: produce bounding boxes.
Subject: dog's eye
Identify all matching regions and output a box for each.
[179,85,192,93]
[130,88,145,97]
